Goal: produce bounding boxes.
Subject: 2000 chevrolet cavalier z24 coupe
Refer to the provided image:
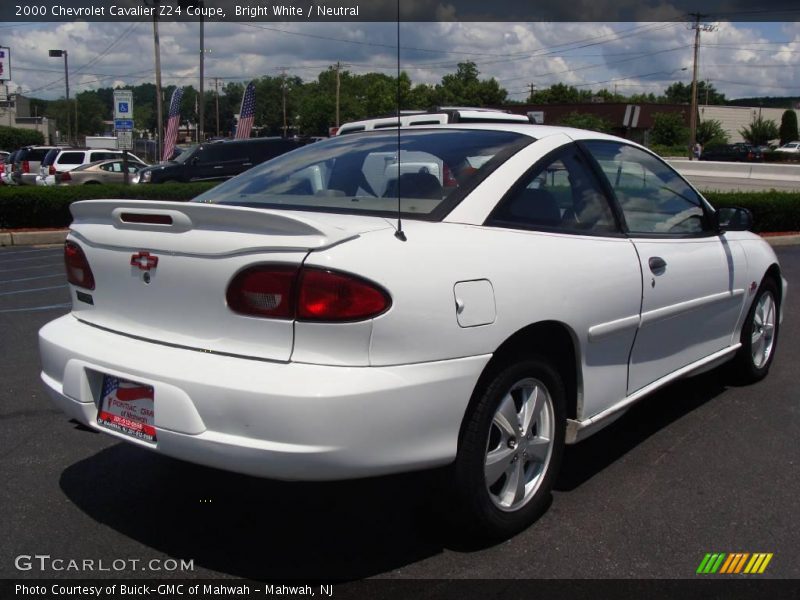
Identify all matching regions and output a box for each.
[40,124,785,538]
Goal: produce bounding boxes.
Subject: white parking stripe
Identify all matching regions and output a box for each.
[0,285,68,296]
[0,247,61,255]
[0,303,70,313]
[0,254,64,264]
[0,274,65,284]
[0,262,62,274]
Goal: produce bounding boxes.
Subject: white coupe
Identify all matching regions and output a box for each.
[40,124,785,538]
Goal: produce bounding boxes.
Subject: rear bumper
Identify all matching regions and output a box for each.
[39,315,489,480]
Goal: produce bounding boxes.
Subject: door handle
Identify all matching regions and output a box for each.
[648,256,667,273]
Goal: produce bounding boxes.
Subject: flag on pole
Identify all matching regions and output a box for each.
[235,82,256,139]
[162,87,184,162]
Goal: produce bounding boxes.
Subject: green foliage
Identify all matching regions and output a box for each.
[0,183,218,228]
[0,125,45,150]
[739,116,780,146]
[663,81,726,105]
[528,83,592,104]
[695,119,729,147]
[650,112,689,147]
[647,144,689,157]
[435,62,507,107]
[556,112,611,133]
[705,191,800,233]
[779,110,799,146]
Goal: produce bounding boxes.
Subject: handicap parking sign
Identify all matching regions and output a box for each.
[118,102,129,113]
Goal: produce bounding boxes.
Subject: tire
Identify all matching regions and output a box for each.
[450,357,566,539]
[730,278,780,383]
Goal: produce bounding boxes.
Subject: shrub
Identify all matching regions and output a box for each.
[648,144,688,157]
[704,191,800,233]
[555,112,611,133]
[696,119,729,148]
[0,126,45,150]
[0,182,219,228]
[651,112,689,147]
[779,110,799,146]
[739,116,779,147]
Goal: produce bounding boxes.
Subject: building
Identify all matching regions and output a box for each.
[698,105,800,144]
[0,90,57,144]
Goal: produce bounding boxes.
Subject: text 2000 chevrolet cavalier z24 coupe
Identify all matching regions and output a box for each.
[40,123,785,538]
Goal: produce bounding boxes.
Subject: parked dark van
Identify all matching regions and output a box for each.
[136,137,313,184]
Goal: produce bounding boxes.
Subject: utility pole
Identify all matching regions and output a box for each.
[280,68,288,138]
[335,61,341,128]
[528,83,535,101]
[198,0,205,142]
[152,1,164,161]
[214,77,220,137]
[688,14,716,159]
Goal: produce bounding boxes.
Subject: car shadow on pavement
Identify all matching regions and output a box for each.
[59,448,446,580]
[556,371,728,491]
[58,371,729,579]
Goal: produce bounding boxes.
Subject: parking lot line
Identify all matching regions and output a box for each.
[0,285,68,296]
[1,274,66,284]
[0,247,62,256]
[0,254,64,265]
[0,303,71,313]
[0,263,63,274]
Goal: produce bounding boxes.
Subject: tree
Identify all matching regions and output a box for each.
[651,112,688,146]
[556,112,611,133]
[696,119,728,148]
[779,110,799,145]
[75,91,107,136]
[436,61,507,106]
[739,116,779,146]
[663,81,726,105]
[528,83,592,104]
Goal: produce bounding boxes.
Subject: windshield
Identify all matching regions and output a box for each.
[172,145,197,163]
[192,129,531,219]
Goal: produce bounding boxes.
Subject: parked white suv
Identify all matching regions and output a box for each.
[38,148,144,186]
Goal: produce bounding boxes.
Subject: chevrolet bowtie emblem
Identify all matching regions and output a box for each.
[130,251,159,271]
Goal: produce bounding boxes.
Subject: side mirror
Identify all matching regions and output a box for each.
[715,207,753,232]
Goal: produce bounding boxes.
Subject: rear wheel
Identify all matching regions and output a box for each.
[731,278,779,383]
[451,357,565,539]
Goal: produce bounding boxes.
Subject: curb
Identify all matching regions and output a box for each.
[1,229,799,248]
[0,230,69,247]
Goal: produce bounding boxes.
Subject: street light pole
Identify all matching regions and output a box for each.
[48,49,69,144]
[199,0,205,142]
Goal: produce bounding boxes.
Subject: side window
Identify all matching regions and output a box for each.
[488,146,617,234]
[90,152,119,162]
[585,141,708,235]
[57,152,86,165]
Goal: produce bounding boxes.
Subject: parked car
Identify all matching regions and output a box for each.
[335,108,531,135]
[135,137,313,184]
[40,124,785,540]
[56,159,146,185]
[1,150,18,185]
[12,145,57,185]
[700,143,763,162]
[38,148,146,186]
[774,141,800,154]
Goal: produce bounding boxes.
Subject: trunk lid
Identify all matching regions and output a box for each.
[68,200,392,361]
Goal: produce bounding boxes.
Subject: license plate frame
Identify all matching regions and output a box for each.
[96,374,157,443]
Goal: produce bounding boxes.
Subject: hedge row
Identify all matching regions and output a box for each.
[0,183,219,228]
[0,125,45,151]
[704,191,800,232]
[1,183,798,233]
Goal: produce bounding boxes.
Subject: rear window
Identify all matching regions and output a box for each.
[41,149,60,167]
[18,148,53,162]
[193,129,532,219]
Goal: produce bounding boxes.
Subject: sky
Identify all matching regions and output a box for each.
[1,19,799,103]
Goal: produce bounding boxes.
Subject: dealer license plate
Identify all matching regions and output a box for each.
[96,375,156,443]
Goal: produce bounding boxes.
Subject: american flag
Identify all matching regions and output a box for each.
[162,87,184,162]
[235,82,256,139]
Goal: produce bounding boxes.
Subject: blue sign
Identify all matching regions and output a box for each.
[118,102,129,113]
[114,119,134,130]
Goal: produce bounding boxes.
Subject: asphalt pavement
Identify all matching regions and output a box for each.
[1,244,798,583]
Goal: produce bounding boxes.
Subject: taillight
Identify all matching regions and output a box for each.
[443,164,458,188]
[22,161,30,174]
[226,265,297,319]
[226,265,390,322]
[297,268,390,321]
[59,172,71,182]
[49,165,56,175]
[64,241,95,290]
